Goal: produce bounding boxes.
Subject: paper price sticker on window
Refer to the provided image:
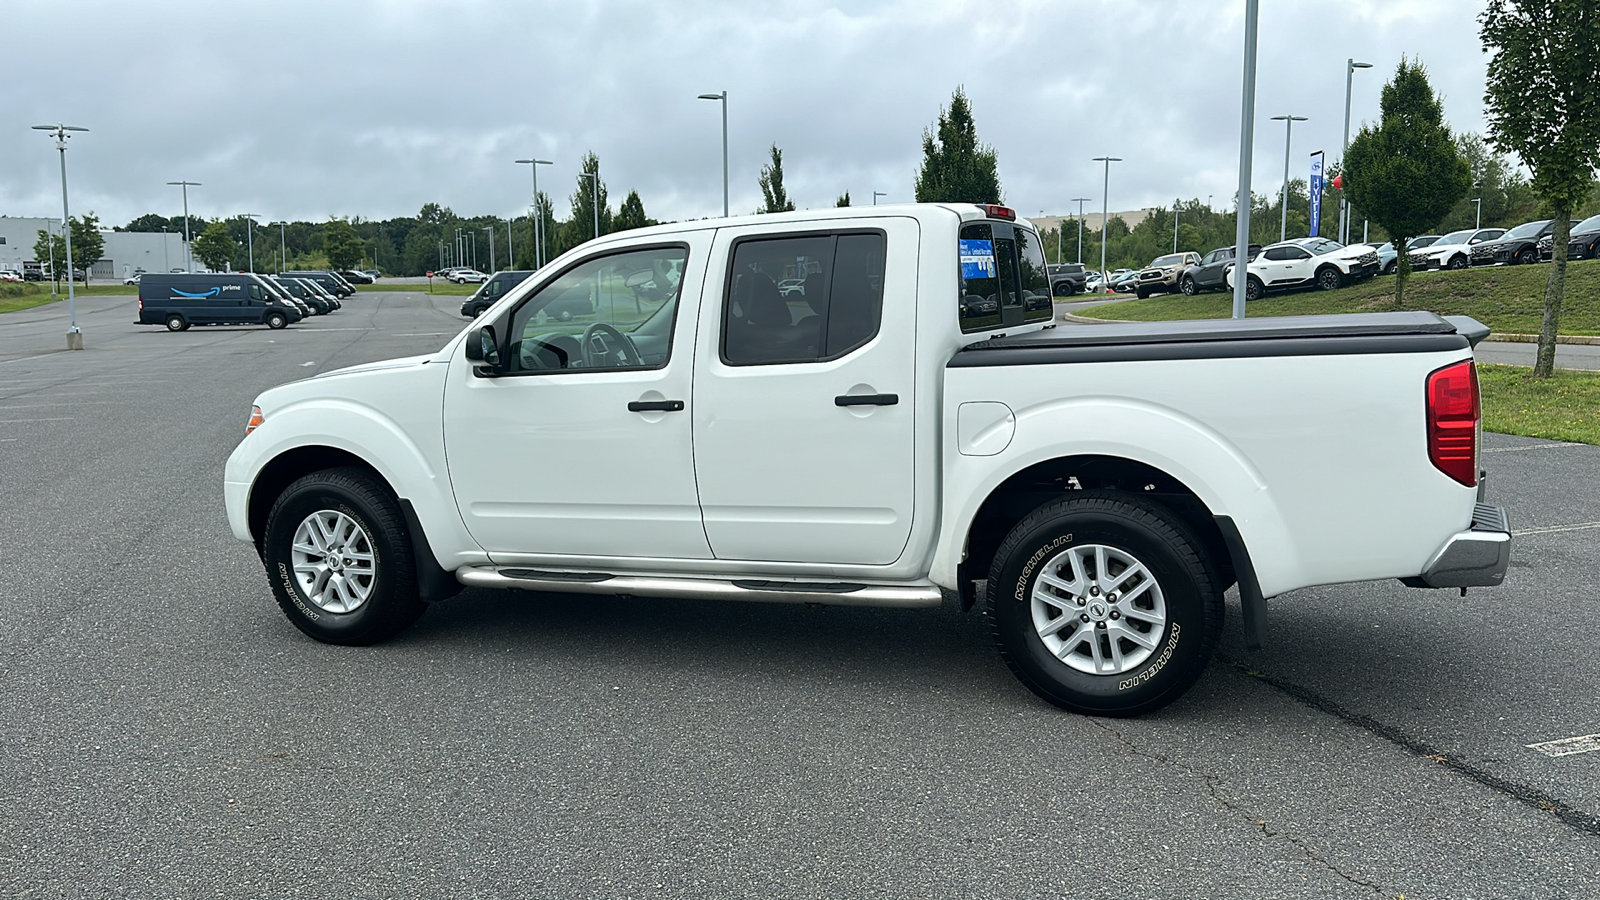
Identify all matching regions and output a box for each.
[960,239,997,279]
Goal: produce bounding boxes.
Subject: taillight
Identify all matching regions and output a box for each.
[1426,360,1478,486]
[246,405,264,435]
[980,204,1016,221]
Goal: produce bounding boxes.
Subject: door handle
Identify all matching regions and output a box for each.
[628,399,684,412]
[835,393,898,407]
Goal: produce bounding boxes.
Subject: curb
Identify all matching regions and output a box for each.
[1485,333,1600,345]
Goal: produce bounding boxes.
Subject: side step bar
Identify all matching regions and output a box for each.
[455,566,943,608]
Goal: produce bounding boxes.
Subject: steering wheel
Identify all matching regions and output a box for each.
[580,322,642,368]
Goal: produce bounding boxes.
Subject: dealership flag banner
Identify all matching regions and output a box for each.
[1308,151,1325,238]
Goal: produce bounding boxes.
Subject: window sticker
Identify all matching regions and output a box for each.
[960,239,996,279]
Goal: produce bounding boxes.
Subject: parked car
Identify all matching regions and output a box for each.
[1084,271,1105,292]
[1545,213,1600,260]
[361,269,380,280]
[460,270,536,317]
[447,269,489,284]
[777,278,806,297]
[1472,219,1571,267]
[272,276,333,314]
[137,273,303,331]
[292,277,343,310]
[1409,228,1506,271]
[1373,236,1441,275]
[1133,252,1202,299]
[337,269,375,285]
[0,270,22,283]
[225,201,1509,718]
[282,270,355,297]
[1178,245,1261,295]
[1226,238,1380,300]
[1108,269,1140,293]
[1047,263,1087,296]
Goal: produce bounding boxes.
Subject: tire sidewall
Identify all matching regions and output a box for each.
[263,473,416,645]
[266,312,287,329]
[166,315,185,332]
[990,500,1215,716]
[1246,277,1263,301]
[1318,267,1340,290]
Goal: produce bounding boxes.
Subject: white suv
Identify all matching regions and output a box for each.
[447,269,489,284]
[1226,238,1380,300]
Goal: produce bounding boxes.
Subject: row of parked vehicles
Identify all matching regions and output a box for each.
[135,270,356,331]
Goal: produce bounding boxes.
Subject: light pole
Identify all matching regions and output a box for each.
[1072,197,1092,264]
[1092,156,1122,285]
[277,221,287,273]
[483,225,495,272]
[1232,0,1261,320]
[514,158,553,266]
[1473,197,1482,229]
[1173,198,1181,252]
[1271,114,1307,241]
[698,91,729,216]
[241,213,260,272]
[872,191,886,206]
[579,172,599,240]
[167,181,200,272]
[46,221,57,303]
[1339,59,1373,244]
[506,217,516,269]
[33,123,88,347]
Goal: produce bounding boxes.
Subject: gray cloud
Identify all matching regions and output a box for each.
[2,0,1494,227]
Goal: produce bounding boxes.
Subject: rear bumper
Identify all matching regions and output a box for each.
[1409,504,1511,588]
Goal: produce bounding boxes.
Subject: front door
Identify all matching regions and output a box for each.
[691,219,917,566]
[443,236,713,561]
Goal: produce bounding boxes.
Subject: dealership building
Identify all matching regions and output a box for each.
[0,215,189,279]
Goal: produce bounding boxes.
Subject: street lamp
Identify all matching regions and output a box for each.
[506,217,516,269]
[483,225,496,272]
[277,221,287,273]
[873,191,886,206]
[1472,197,1483,229]
[514,158,553,267]
[1339,59,1373,244]
[579,171,599,240]
[1071,197,1092,264]
[1270,114,1308,241]
[1232,0,1262,320]
[697,91,728,216]
[32,123,88,348]
[167,180,200,272]
[240,213,260,273]
[1092,156,1122,286]
[1173,198,1182,252]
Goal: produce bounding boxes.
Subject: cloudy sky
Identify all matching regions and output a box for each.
[3,0,1493,227]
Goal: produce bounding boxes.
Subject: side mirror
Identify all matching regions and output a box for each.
[464,325,502,371]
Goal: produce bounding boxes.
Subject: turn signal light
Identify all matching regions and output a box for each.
[1426,361,1478,486]
[246,405,264,435]
[981,204,1016,221]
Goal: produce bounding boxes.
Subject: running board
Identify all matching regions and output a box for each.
[455,566,943,608]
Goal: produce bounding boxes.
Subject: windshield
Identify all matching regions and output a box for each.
[1151,254,1184,267]
[1575,215,1600,233]
[1504,221,1549,239]
[1435,230,1476,246]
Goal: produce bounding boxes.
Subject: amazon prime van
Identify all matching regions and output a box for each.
[137,273,305,331]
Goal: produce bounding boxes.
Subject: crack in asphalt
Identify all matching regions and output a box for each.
[1218,654,1600,839]
[1088,718,1390,897]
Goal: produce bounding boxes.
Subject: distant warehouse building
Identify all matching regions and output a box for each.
[0,215,188,278]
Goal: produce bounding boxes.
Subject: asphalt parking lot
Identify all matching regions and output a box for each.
[2,292,1597,898]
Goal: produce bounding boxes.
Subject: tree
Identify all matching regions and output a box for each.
[836,191,851,207]
[613,190,654,232]
[192,221,238,272]
[119,213,183,233]
[1343,58,1471,306]
[70,213,104,284]
[1481,0,1600,377]
[33,229,66,281]
[758,144,795,213]
[557,152,610,254]
[323,218,365,270]
[914,87,1001,204]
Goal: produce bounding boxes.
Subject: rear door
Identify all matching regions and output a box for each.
[691,218,917,565]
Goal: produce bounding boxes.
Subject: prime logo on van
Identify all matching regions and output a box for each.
[171,287,223,299]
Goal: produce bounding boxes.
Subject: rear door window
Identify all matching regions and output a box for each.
[722,231,885,366]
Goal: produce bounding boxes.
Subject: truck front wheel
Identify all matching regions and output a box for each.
[986,492,1222,717]
[262,467,427,646]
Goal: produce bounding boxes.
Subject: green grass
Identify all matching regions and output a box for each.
[0,282,135,313]
[1080,258,1600,335]
[1479,364,1600,445]
[356,281,480,296]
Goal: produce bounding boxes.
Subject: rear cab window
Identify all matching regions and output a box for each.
[959,220,1053,334]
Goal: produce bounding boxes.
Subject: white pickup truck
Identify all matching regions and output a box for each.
[225,203,1511,716]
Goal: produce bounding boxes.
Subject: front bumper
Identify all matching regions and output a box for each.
[1410,504,1511,588]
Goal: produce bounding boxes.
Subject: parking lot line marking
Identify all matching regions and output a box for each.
[1527,733,1600,757]
[1483,442,1584,453]
[0,417,72,423]
[1514,521,1600,536]
[395,332,455,337]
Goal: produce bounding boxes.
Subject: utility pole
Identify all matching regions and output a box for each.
[241,213,260,273]
[1271,114,1308,242]
[483,225,495,272]
[1072,197,1092,264]
[697,91,729,216]
[167,180,200,272]
[1232,0,1261,319]
[33,123,89,348]
[1092,157,1122,285]
[1339,59,1373,244]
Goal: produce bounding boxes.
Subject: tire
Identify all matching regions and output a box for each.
[1316,266,1343,291]
[1517,247,1539,266]
[1383,260,1397,275]
[1245,276,1264,302]
[165,314,188,332]
[262,467,427,646]
[1053,282,1071,297]
[265,312,288,330]
[986,492,1222,717]
[1180,276,1197,296]
[1447,254,1469,270]
[1135,286,1150,299]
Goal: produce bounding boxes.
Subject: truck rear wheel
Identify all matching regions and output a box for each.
[986,492,1222,717]
[262,467,426,646]
[165,314,188,332]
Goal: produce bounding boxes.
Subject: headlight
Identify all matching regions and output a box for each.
[246,405,264,435]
